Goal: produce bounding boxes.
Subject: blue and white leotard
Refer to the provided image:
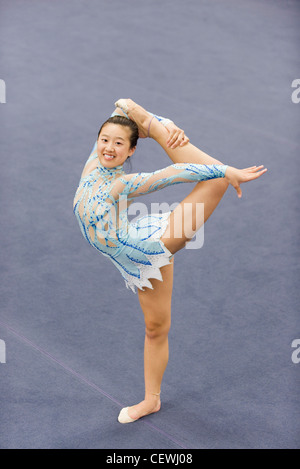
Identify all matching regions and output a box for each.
[73,114,228,292]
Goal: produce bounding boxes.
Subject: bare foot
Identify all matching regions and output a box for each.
[116,99,153,138]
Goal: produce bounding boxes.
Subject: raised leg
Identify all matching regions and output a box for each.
[150,119,224,165]
[122,101,225,165]
[161,177,228,254]
[124,101,229,255]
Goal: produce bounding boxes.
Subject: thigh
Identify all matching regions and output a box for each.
[137,258,174,329]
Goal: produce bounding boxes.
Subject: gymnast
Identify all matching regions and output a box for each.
[73,98,267,424]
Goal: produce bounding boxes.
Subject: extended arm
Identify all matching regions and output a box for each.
[113,162,267,200]
[115,162,228,200]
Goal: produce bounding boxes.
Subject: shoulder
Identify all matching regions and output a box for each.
[80,142,99,179]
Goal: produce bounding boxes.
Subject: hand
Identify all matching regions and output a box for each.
[165,122,190,149]
[225,165,268,198]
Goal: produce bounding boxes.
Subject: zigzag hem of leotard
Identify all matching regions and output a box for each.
[122,212,173,293]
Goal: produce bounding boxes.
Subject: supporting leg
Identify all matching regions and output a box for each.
[118,260,174,423]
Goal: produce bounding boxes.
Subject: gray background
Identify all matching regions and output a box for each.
[0,0,299,449]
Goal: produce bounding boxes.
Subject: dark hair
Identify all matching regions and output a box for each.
[97,115,139,149]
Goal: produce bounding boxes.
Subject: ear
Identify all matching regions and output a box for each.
[128,146,136,158]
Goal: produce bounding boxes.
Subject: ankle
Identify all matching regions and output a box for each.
[127,103,152,134]
[145,390,161,402]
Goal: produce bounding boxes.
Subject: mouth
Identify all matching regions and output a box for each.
[103,153,115,161]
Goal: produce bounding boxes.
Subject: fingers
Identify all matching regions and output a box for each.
[252,165,265,172]
[254,168,268,178]
[243,166,258,170]
[229,164,267,198]
[235,183,242,198]
[247,167,268,180]
[244,165,265,172]
[240,166,267,182]
[180,135,190,147]
[167,129,185,148]
[167,131,189,148]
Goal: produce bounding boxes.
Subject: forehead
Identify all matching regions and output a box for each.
[100,123,131,140]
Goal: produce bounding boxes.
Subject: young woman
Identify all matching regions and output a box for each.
[73,99,267,424]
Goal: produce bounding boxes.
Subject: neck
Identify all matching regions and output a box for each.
[98,161,124,175]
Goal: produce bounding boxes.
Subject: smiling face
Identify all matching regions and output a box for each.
[97,123,136,168]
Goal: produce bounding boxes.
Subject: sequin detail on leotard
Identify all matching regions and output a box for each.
[73,142,227,292]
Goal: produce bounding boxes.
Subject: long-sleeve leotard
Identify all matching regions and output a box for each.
[74,143,227,245]
[114,162,228,201]
[73,127,228,291]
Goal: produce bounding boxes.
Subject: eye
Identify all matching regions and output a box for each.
[101,138,108,142]
[116,141,123,145]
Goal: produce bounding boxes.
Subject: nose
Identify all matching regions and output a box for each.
[105,141,114,151]
[105,143,114,153]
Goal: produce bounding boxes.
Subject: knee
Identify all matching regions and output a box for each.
[145,315,171,340]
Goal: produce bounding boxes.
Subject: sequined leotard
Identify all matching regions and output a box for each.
[73,119,228,293]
